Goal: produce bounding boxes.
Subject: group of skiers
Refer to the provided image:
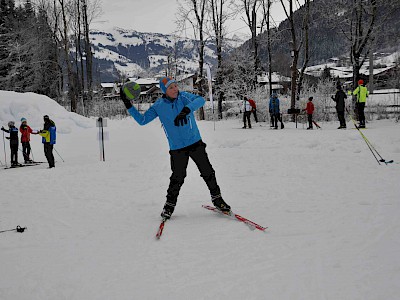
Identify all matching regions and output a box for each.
[1,115,56,168]
[241,79,369,130]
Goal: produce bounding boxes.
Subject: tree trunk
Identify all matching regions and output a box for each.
[60,0,77,112]
[82,0,93,102]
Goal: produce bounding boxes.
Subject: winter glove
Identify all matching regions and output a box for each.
[174,107,191,126]
[6,137,10,140]
[1,126,4,131]
[120,87,132,109]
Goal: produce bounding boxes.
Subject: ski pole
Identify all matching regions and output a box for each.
[346,108,392,165]
[0,225,27,233]
[2,130,7,167]
[53,147,65,162]
[31,147,35,161]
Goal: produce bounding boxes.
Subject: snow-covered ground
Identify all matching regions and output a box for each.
[1,91,400,300]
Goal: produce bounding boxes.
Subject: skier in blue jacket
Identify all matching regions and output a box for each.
[120,77,231,219]
[269,93,284,129]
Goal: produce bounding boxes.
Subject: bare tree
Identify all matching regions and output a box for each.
[177,0,208,120]
[237,0,266,89]
[209,0,230,119]
[82,0,93,102]
[59,0,77,112]
[326,0,399,89]
[279,0,311,112]
[295,0,310,102]
[261,0,272,95]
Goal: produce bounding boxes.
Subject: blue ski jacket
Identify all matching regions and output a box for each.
[127,91,205,150]
[269,97,280,114]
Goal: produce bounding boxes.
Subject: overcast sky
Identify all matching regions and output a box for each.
[92,0,287,40]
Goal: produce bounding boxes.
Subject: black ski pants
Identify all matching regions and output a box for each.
[10,144,18,165]
[243,111,252,128]
[166,140,221,207]
[337,111,346,127]
[307,114,313,129]
[252,109,258,123]
[357,102,366,125]
[44,143,55,168]
[22,141,31,162]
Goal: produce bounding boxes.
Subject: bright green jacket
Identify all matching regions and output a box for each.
[353,85,369,103]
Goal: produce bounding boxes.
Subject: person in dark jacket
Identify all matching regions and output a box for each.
[39,115,56,168]
[1,121,20,166]
[269,93,283,129]
[332,84,347,129]
[20,117,38,162]
[120,77,231,220]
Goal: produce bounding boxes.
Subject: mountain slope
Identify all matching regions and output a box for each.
[90,27,243,82]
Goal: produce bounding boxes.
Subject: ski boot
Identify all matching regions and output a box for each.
[160,203,175,220]
[211,195,231,213]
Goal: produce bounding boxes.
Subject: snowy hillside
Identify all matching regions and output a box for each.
[90,27,243,80]
[1,91,400,299]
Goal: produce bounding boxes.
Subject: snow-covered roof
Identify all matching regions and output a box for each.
[128,78,159,85]
[101,83,116,88]
[257,72,291,83]
[176,73,196,82]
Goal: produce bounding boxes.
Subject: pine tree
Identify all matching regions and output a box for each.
[0,0,16,89]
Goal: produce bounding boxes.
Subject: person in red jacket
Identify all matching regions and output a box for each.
[246,97,258,123]
[304,97,315,130]
[19,117,38,163]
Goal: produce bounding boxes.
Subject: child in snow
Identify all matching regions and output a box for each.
[1,121,20,166]
[120,77,231,219]
[304,97,315,130]
[20,117,38,163]
[39,115,56,168]
[241,97,253,129]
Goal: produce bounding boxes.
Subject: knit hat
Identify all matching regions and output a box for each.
[309,96,313,101]
[358,79,364,85]
[21,117,27,122]
[159,77,176,94]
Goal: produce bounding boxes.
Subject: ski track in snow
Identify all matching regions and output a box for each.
[1,94,400,299]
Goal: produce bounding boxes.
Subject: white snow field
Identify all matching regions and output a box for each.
[1,91,400,300]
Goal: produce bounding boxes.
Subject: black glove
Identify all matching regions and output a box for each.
[1,126,4,131]
[174,107,191,126]
[6,137,10,140]
[120,87,132,109]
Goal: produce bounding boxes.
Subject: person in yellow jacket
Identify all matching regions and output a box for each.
[352,79,369,128]
[38,115,56,168]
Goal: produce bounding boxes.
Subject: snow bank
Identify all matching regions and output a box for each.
[0,91,94,133]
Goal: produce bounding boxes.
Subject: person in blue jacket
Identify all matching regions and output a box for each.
[39,115,56,168]
[269,93,283,129]
[120,77,231,219]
